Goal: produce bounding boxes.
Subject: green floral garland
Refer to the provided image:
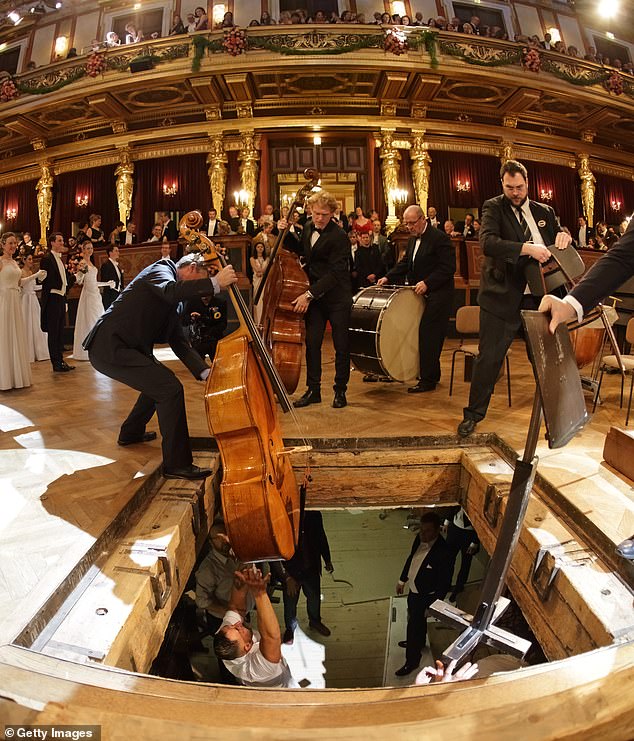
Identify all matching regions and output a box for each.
[440,40,522,67]
[248,32,382,56]
[191,35,223,71]
[16,66,86,95]
[413,30,439,68]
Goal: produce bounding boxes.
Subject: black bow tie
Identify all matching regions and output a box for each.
[314,228,323,235]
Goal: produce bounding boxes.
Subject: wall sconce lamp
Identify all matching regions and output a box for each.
[162,182,178,197]
[389,188,408,220]
[233,189,250,207]
[75,194,88,207]
[611,200,622,211]
[540,189,553,201]
[5,207,17,220]
[456,180,470,192]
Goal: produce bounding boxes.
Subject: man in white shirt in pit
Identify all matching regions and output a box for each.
[214,566,298,688]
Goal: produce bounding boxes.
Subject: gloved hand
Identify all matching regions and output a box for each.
[36,269,47,280]
[108,280,116,289]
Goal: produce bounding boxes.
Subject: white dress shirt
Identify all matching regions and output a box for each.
[51,251,67,296]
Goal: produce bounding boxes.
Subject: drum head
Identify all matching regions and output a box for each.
[377,289,425,381]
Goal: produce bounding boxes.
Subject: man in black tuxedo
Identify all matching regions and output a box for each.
[457,160,572,437]
[121,221,137,246]
[456,213,476,239]
[395,512,453,676]
[205,209,219,237]
[574,215,594,249]
[39,232,76,373]
[160,212,178,242]
[282,191,352,409]
[100,244,124,310]
[378,204,455,393]
[84,254,237,479]
[540,217,634,330]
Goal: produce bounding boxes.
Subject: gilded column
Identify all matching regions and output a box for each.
[577,153,596,228]
[499,142,514,165]
[207,134,228,215]
[114,147,134,226]
[410,131,431,215]
[36,161,54,247]
[379,129,401,234]
[238,130,259,216]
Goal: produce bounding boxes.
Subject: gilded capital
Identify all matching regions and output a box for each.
[238,131,259,216]
[36,161,54,247]
[207,134,228,215]
[577,153,596,227]
[114,147,134,226]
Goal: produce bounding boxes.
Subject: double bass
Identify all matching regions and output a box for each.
[179,211,306,563]
[255,169,320,393]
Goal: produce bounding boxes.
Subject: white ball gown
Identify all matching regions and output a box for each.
[0,259,31,390]
[21,272,49,362]
[72,263,105,361]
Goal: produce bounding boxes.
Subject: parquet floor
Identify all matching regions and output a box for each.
[1,336,633,655]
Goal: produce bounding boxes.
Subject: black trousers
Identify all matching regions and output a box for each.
[304,298,351,393]
[419,289,453,386]
[445,522,478,592]
[88,334,193,470]
[281,569,322,631]
[405,592,433,667]
[44,294,66,369]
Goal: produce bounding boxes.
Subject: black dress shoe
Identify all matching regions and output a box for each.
[408,382,436,393]
[163,464,212,480]
[395,663,419,677]
[53,363,75,372]
[293,389,321,408]
[362,374,378,382]
[398,640,407,648]
[283,628,294,645]
[309,620,331,636]
[61,362,75,370]
[457,418,477,437]
[117,431,158,446]
[332,391,347,408]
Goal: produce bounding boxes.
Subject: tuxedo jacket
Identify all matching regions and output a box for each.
[205,220,219,237]
[83,259,210,378]
[286,219,352,304]
[478,194,562,319]
[571,219,634,312]
[120,230,136,245]
[39,251,76,330]
[574,225,594,248]
[400,534,453,600]
[386,224,455,293]
[100,259,124,291]
[230,217,256,237]
[162,220,178,242]
[457,222,476,239]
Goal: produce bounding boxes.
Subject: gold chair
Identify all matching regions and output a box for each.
[592,316,634,425]
[449,305,512,406]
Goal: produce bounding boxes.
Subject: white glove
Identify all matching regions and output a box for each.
[108,280,116,289]
[36,269,47,280]
[199,367,211,381]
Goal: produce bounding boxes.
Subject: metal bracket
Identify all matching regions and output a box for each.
[531,545,561,601]
[149,554,173,611]
[483,483,506,528]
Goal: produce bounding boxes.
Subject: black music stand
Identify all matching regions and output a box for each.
[429,311,588,662]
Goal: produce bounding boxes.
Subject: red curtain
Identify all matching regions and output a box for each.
[0,179,39,237]
[523,159,579,233]
[428,151,500,223]
[132,154,209,241]
[52,164,117,236]
[595,172,634,226]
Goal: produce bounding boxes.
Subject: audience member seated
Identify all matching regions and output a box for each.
[108,221,124,245]
[170,13,185,35]
[105,31,121,46]
[185,13,197,33]
[148,223,165,242]
[444,220,460,237]
[194,6,208,30]
[124,23,143,44]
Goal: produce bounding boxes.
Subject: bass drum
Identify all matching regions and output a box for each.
[349,285,425,382]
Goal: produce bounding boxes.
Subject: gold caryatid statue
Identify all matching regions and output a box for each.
[410,131,431,215]
[207,135,228,215]
[115,148,134,226]
[499,142,514,165]
[379,130,401,234]
[36,162,54,247]
[238,131,259,215]
[578,153,596,227]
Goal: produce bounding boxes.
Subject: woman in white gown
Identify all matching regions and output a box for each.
[0,232,45,390]
[249,241,269,325]
[72,241,112,361]
[21,253,49,362]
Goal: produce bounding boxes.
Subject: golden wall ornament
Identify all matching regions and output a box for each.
[577,153,596,227]
[238,130,259,215]
[379,130,401,234]
[115,147,134,226]
[36,161,54,247]
[410,132,431,215]
[207,134,228,215]
[499,142,514,164]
